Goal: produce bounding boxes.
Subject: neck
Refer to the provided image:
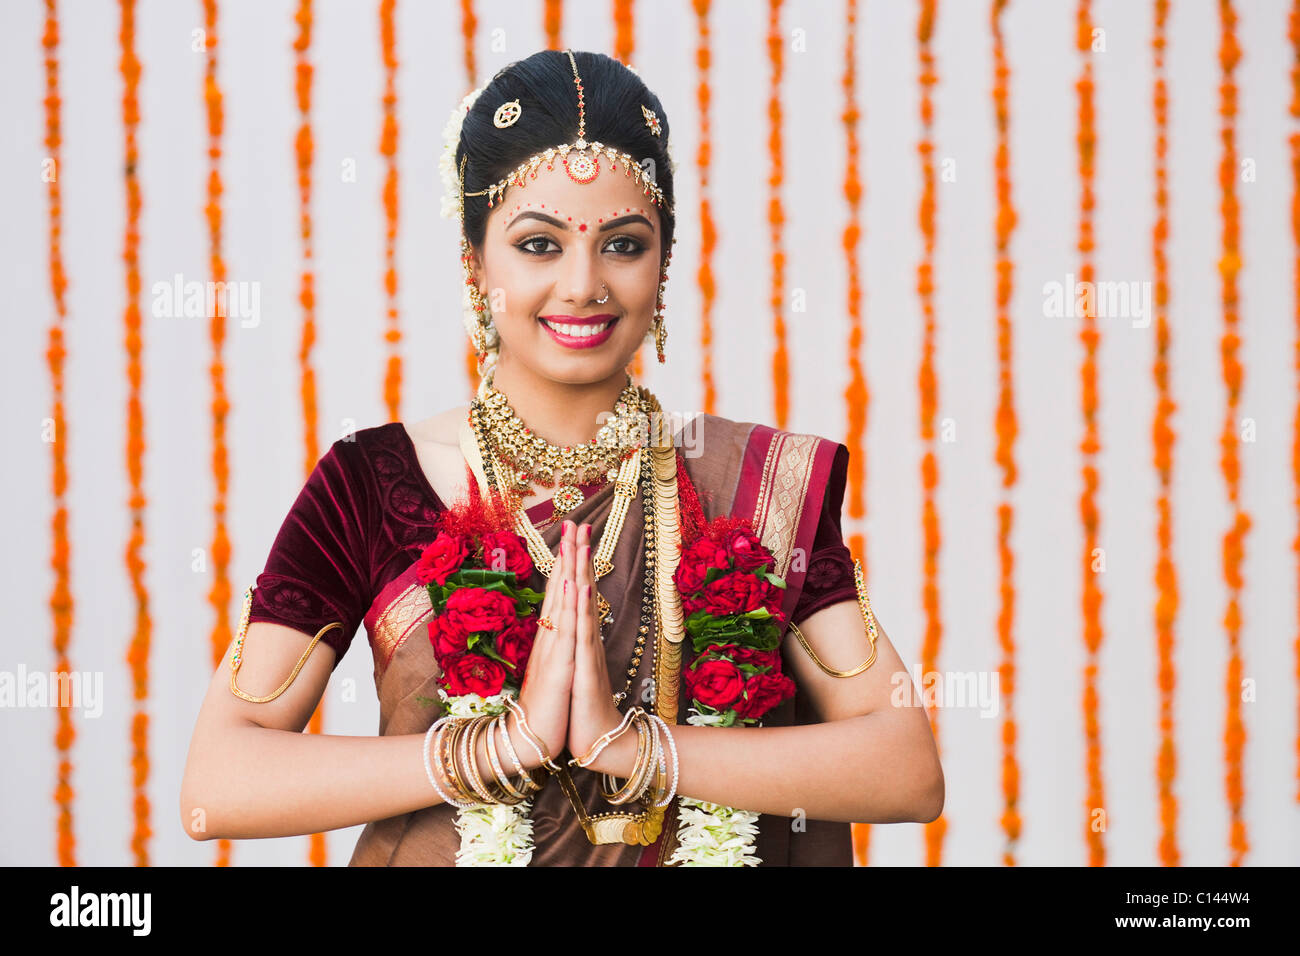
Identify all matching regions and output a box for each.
[487,354,631,450]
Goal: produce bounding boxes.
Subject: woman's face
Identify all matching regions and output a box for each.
[468,157,662,385]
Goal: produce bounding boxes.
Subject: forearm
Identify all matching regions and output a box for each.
[182,713,542,841]
[590,711,942,824]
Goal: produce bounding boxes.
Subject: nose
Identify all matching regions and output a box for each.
[560,244,603,304]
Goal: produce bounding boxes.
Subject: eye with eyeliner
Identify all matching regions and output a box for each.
[514,234,645,257]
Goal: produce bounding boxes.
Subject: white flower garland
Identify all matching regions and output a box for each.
[436,688,536,867]
[665,708,763,866]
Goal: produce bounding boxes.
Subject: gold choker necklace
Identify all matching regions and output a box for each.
[472,370,653,524]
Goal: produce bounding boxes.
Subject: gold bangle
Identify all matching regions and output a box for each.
[444,719,478,804]
[433,718,475,806]
[496,712,544,794]
[484,717,529,803]
[229,587,342,703]
[570,707,641,769]
[787,559,878,678]
[602,717,652,804]
[461,715,501,803]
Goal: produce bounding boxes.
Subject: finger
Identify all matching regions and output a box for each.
[536,521,571,637]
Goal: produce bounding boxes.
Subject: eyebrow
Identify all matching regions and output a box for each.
[505,211,655,233]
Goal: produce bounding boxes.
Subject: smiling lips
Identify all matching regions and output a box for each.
[539,313,619,348]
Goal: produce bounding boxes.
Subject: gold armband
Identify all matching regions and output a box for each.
[788,558,878,678]
[229,585,342,703]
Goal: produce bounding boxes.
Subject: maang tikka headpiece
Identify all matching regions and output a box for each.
[444,50,676,374]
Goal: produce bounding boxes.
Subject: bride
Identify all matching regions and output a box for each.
[180,48,943,866]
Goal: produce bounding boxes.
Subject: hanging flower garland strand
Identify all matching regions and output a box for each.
[1217,0,1250,866]
[120,0,153,867]
[1151,0,1181,867]
[695,0,718,415]
[43,0,77,869]
[769,0,790,429]
[917,0,947,867]
[380,0,402,421]
[1075,0,1107,868]
[992,0,1022,869]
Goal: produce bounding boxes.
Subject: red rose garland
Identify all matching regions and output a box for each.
[676,523,796,726]
[669,515,796,865]
[417,501,544,701]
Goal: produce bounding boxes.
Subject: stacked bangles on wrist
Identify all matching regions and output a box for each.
[421,697,553,808]
[568,707,679,810]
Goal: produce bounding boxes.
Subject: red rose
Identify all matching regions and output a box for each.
[734,671,796,720]
[416,532,470,586]
[703,643,780,673]
[698,571,766,617]
[761,579,786,622]
[684,656,746,711]
[440,652,508,698]
[674,538,730,596]
[494,620,536,675]
[480,530,534,581]
[443,587,518,636]
[721,526,769,572]
[428,615,469,662]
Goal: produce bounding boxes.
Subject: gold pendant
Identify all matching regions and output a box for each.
[552,484,585,516]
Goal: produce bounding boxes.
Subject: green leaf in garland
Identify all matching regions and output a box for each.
[414,695,437,707]
[764,572,787,589]
[477,642,516,670]
[702,566,727,586]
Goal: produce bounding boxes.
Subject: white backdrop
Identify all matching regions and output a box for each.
[1,0,1295,866]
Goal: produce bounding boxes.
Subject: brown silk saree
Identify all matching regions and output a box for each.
[346,412,856,866]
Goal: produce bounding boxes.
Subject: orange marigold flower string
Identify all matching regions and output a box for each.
[695,0,717,415]
[841,0,871,867]
[460,0,480,390]
[613,0,645,382]
[43,0,76,868]
[1075,0,1106,868]
[1151,0,1181,867]
[991,0,1021,868]
[120,0,152,867]
[916,0,946,867]
[1217,0,1250,866]
[545,0,562,50]
[380,0,402,421]
[201,0,234,868]
[768,0,789,429]
[293,0,329,868]
[1290,0,1300,808]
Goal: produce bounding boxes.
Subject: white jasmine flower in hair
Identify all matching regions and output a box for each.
[439,85,486,220]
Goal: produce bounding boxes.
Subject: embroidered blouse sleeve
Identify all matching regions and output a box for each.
[789,442,859,626]
[246,439,371,671]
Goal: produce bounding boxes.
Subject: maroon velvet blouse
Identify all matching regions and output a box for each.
[246,422,859,671]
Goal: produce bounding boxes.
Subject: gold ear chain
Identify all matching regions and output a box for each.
[787,559,878,679]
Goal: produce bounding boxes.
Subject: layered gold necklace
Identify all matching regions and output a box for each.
[467,371,662,637]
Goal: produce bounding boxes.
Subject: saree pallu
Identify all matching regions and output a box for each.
[349,413,853,866]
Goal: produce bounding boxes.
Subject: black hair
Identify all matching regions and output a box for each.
[457,50,675,272]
